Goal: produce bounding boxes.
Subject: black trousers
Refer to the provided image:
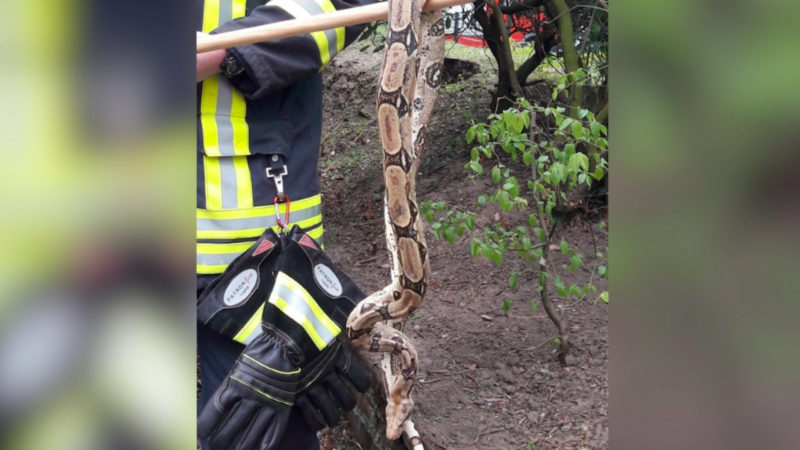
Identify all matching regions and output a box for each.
[198,276,319,450]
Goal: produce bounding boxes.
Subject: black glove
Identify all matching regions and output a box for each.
[271,226,372,430]
[198,326,299,450]
[197,228,282,344]
[295,337,371,430]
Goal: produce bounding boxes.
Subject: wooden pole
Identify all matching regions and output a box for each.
[197,0,474,53]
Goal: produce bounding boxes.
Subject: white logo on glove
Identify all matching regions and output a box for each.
[313,264,343,297]
[223,268,258,306]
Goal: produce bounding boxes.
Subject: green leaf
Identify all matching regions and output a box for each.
[522,151,532,166]
[570,253,584,270]
[598,220,606,230]
[503,298,513,311]
[569,153,589,173]
[466,127,476,144]
[424,209,434,223]
[528,214,537,228]
[554,276,564,291]
[597,291,609,303]
[598,265,607,277]
[529,299,538,311]
[465,215,475,232]
[477,194,487,206]
[469,240,479,257]
[560,239,569,254]
[571,121,584,140]
[491,166,501,184]
[468,160,483,174]
[558,117,575,131]
[568,284,582,298]
[444,227,456,245]
[509,271,520,290]
[590,121,601,138]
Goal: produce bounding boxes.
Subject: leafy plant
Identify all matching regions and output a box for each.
[421,80,608,365]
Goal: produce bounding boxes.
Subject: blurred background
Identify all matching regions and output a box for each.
[0,0,196,449]
[612,0,800,448]
[0,0,798,449]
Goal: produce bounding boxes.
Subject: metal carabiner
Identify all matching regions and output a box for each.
[273,194,290,231]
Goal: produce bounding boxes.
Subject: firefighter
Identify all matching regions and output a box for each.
[196,0,375,448]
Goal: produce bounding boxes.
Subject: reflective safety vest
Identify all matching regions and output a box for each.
[196,0,372,274]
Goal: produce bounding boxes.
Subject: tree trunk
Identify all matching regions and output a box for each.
[546,0,582,118]
[515,21,557,85]
[473,1,522,112]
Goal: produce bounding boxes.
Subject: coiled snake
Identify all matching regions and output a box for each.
[346,0,444,447]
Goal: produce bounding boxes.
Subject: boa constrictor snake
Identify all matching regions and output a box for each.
[346,0,444,446]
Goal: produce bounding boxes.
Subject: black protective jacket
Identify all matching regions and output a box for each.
[196,0,373,275]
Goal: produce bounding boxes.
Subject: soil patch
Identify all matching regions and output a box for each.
[319,47,608,450]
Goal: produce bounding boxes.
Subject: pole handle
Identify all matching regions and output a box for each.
[197,0,475,53]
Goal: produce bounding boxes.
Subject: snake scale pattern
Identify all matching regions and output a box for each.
[346,0,444,446]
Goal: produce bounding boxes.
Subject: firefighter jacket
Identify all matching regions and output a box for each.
[197,0,373,275]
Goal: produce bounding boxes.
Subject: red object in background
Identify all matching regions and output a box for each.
[445,9,547,48]
[444,35,487,48]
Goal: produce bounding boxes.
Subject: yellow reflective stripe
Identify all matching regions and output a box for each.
[229,0,249,158]
[200,0,221,157]
[269,272,340,350]
[203,156,223,210]
[315,0,345,53]
[230,108,249,156]
[196,225,324,274]
[197,264,229,275]
[307,224,324,249]
[232,156,253,207]
[233,303,265,344]
[197,195,321,220]
[277,274,341,340]
[230,376,294,406]
[200,87,221,157]
[197,241,254,254]
[243,354,301,375]
[197,214,322,240]
[232,0,246,18]
[202,0,220,32]
[270,296,326,349]
[270,0,332,67]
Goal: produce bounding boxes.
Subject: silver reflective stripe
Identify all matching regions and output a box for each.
[241,328,262,345]
[219,157,238,209]
[215,84,237,157]
[218,0,232,24]
[213,1,241,174]
[197,204,322,232]
[272,283,337,346]
[294,0,339,63]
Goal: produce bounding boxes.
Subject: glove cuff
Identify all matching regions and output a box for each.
[197,228,281,342]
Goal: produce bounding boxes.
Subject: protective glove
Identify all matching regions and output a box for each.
[271,226,372,430]
[198,326,300,450]
[197,228,282,344]
[294,336,371,429]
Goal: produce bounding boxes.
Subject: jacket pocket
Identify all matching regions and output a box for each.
[197,111,292,158]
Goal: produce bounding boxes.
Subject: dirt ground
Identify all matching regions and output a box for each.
[317,46,608,450]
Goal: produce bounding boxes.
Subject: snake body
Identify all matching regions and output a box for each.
[346,0,444,445]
